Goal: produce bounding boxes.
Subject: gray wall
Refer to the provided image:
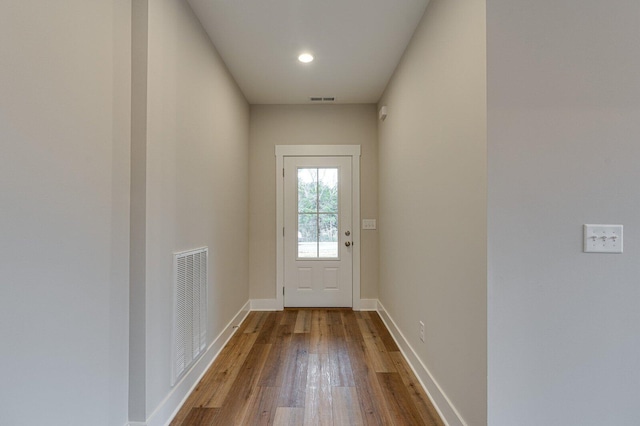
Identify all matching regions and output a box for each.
[130,0,251,419]
[487,1,640,424]
[249,104,379,301]
[0,1,131,425]
[377,0,487,424]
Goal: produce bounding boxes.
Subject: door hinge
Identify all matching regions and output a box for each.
[283,227,285,237]
[283,287,285,296]
[283,168,285,177]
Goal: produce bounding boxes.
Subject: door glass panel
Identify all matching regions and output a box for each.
[297,167,339,258]
[318,168,338,213]
[298,214,318,257]
[319,214,338,257]
[298,168,317,213]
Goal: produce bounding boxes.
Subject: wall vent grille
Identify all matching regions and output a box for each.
[172,247,208,385]
[310,97,335,102]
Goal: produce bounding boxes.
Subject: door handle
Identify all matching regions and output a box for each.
[345,241,351,247]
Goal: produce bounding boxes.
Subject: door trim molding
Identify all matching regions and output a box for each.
[275,145,361,310]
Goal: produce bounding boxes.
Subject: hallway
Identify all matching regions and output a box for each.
[4,0,637,424]
[171,309,443,425]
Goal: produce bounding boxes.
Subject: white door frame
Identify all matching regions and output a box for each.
[275,145,361,310]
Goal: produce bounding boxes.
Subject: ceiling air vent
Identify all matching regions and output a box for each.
[309,97,335,102]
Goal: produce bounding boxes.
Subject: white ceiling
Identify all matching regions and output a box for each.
[187,0,429,104]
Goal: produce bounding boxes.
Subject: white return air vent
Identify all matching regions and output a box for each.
[172,247,208,385]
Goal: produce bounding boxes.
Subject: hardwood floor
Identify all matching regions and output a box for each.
[171,309,444,426]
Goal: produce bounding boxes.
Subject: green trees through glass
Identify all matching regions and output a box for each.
[297,168,339,258]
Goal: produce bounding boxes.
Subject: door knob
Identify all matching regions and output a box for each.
[345,241,351,247]
[345,230,351,236]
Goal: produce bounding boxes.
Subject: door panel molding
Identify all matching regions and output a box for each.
[275,145,361,310]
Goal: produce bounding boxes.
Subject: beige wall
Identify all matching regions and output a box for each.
[488,1,640,424]
[130,0,250,420]
[249,105,379,301]
[378,0,487,424]
[0,1,131,425]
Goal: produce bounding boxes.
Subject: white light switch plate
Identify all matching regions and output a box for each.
[583,224,623,253]
[362,219,376,230]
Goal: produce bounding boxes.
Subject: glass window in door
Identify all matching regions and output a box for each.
[297,168,339,258]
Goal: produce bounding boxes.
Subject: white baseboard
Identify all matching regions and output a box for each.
[376,301,466,426]
[250,298,280,310]
[141,300,251,426]
[251,298,377,311]
[357,298,378,311]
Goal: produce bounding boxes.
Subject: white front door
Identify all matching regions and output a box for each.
[283,156,353,307]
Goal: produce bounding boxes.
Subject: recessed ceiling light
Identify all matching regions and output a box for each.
[298,53,314,63]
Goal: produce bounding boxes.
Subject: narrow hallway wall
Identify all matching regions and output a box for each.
[129,0,250,421]
[377,0,487,424]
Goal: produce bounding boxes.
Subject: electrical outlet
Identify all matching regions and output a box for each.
[419,321,425,343]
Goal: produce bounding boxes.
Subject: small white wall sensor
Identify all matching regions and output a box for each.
[378,106,387,121]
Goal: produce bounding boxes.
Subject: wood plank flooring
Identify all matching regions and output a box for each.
[171,309,444,426]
